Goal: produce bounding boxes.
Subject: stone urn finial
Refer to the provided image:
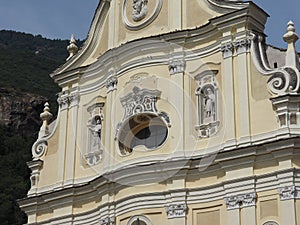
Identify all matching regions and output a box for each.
[66,34,78,61]
[39,102,53,138]
[283,21,300,69]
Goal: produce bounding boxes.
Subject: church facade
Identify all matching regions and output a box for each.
[19,0,300,225]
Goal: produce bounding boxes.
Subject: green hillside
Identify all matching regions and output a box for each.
[0,30,81,225]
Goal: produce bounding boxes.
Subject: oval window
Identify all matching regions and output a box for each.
[118,113,168,156]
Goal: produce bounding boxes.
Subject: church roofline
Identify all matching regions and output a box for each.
[50,2,268,88]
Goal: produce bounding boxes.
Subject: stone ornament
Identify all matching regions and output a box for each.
[85,103,105,166]
[195,70,219,138]
[221,42,234,58]
[168,59,185,75]
[57,95,69,110]
[66,34,78,61]
[57,91,80,110]
[100,216,115,225]
[31,103,53,159]
[132,0,148,22]
[32,140,48,159]
[251,21,300,96]
[165,204,187,219]
[106,76,118,93]
[115,74,170,156]
[27,159,43,195]
[278,186,297,200]
[122,0,163,30]
[224,193,256,210]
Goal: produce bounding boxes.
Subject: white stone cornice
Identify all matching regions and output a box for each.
[165,204,187,219]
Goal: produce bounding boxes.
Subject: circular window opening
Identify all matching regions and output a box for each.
[118,113,168,156]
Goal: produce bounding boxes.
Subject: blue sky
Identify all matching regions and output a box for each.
[0,1,299,49]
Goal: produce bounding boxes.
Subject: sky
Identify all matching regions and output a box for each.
[0,0,299,49]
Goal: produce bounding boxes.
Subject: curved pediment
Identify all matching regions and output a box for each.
[51,0,249,80]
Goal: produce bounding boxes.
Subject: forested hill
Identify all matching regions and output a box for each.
[0,30,82,225]
[0,30,69,106]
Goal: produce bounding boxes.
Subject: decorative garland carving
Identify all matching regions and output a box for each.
[100,216,115,225]
[224,193,256,210]
[165,204,187,219]
[279,186,297,200]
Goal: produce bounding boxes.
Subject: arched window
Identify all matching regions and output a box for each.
[127,215,152,225]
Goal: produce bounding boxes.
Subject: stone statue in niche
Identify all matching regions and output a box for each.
[85,102,104,166]
[203,87,216,122]
[195,70,219,138]
[89,116,102,152]
[132,0,148,22]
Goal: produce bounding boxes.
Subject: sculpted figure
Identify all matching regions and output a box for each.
[203,88,215,119]
[132,0,148,22]
[90,118,102,151]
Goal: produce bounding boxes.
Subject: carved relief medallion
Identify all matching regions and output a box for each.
[132,0,148,22]
[122,0,162,30]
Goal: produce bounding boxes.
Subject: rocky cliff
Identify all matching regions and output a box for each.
[0,88,47,135]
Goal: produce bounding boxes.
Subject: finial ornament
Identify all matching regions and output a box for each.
[283,21,300,69]
[39,102,53,138]
[66,34,78,61]
[283,21,299,43]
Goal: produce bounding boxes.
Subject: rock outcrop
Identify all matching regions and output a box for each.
[0,88,47,135]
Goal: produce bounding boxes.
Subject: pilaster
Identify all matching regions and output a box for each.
[225,192,257,225]
[56,89,70,187]
[165,178,187,225]
[220,32,236,146]
[64,86,80,186]
[105,74,118,170]
[168,50,185,156]
[233,30,252,144]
